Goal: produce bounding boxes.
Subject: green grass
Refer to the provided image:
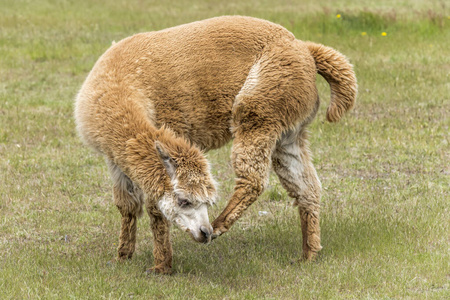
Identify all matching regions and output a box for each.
[1,0,449,299]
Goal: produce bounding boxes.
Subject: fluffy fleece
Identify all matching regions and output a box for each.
[75,15,357,273]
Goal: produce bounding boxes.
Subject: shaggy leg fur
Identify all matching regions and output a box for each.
[212,43,319,236]
[146,203,173,274]
[117,210,137,259]
[108,161,144,260]
[212,128,278,235]
[272,129,322,261]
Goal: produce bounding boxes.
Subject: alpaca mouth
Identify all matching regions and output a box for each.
[201,234,212,244]
[200,225,212,243]
[187,226,212,244]
[197,235,212,244]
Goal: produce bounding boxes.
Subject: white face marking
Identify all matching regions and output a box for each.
[175,204,211,241]
[157,194,213,243]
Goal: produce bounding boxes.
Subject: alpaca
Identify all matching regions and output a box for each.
[75,16,357,273]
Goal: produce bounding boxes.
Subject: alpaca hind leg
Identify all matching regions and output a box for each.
[146,202,172,274]
[212,43,318,236]
[108,160,144,260]
[212,128,277,236]
[272,130,322,261]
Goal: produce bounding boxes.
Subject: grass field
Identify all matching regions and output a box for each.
[0,0,449,299]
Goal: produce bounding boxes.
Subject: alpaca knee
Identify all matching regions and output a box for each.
[109,160,144,217]
[112,181,144,218]
[293,177,321,213]
[235,176,267,197]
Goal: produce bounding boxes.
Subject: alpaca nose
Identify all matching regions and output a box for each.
[200,225,212,242]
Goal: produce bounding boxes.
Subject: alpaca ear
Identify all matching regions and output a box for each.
[155,141,177,180]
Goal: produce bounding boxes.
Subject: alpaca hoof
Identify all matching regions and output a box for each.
[211,228,222,240]
[117,253,133,261]
[145,265,172,275]
[300,250,319,262]
[211,228,225,240]
[211,222,228,239]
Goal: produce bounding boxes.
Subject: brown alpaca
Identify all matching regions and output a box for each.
[75,16,357,273]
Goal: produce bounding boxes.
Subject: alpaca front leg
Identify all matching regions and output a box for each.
[113,188,139,260]
[146,205,172,275]
[117,210,138,260]
[108,160,144,260]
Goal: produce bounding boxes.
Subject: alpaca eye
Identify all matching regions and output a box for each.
[178,198,191,207]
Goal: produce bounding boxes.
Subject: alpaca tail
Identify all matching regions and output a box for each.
[305,42,358,122]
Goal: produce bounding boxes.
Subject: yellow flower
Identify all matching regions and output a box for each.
[381,32,387,36]
[361,32,367,36]
[336,14,341,18]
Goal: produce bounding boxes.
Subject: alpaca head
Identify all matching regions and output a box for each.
[155,141,217,244]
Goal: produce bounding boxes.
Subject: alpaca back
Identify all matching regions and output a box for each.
[77,16,300,151]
